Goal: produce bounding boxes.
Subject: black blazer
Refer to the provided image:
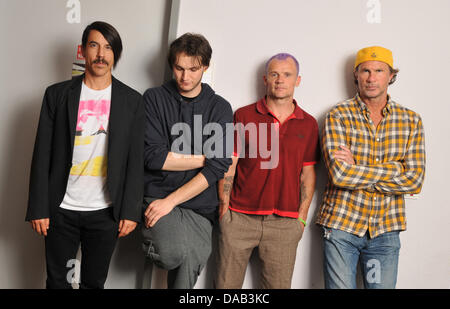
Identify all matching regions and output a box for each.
[26,75,143,223]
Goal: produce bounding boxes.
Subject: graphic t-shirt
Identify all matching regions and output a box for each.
[59,82,112,211]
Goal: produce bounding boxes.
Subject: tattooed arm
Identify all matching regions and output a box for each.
[218,156,239,219]
[298,165,316,228]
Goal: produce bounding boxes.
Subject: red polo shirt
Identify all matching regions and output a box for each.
[229,97,319,218]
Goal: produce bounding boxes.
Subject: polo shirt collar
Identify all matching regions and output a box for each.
[256,96,304,120]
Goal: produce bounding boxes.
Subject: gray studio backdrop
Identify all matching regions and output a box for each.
[0,0,448,288]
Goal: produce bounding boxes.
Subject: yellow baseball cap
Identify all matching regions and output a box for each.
[354,46,393,69]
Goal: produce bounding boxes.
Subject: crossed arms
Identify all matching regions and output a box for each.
[322,112,426,194]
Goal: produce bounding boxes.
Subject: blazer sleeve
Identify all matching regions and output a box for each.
[143,89,170,170]
[26,87,55,221]
[120,94,144,222]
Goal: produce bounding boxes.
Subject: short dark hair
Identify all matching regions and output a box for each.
[168,33,212,69]
[81,21,123,68]
[354,65,399,85]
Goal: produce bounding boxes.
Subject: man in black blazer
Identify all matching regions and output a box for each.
[26,21,143,289]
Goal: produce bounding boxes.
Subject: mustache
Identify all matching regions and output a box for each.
[93,58,109,65]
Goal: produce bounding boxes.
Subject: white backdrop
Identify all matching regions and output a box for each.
[174,0,450,289]
[0,0,171,288]
[0,0,448,289]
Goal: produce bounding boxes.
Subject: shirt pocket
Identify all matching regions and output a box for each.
[345,128,370,164]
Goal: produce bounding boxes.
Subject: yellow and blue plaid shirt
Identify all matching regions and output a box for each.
[316,94,426,238]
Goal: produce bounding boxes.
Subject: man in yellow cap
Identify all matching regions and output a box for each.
[316,46,426,288]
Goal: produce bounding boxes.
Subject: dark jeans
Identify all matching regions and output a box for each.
[45,207,118,289]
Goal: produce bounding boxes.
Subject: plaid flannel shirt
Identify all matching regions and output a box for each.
[316,94,426,238]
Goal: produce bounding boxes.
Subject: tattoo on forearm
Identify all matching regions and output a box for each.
[300,181,307,203]
[223,176,234,195]
[219,176,234,205]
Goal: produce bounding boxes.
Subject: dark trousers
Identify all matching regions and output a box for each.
[45,207,119,289]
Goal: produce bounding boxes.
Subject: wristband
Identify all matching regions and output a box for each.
[298,218,307,227]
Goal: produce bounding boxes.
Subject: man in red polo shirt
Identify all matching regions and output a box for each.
[215,53,319,289]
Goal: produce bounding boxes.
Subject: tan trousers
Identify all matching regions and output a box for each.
[215,209,304,289]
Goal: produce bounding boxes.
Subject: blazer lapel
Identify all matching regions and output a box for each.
[107,76,125,186]
[67,75,83,153]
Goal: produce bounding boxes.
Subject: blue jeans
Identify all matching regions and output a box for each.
[322,227,401,289]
